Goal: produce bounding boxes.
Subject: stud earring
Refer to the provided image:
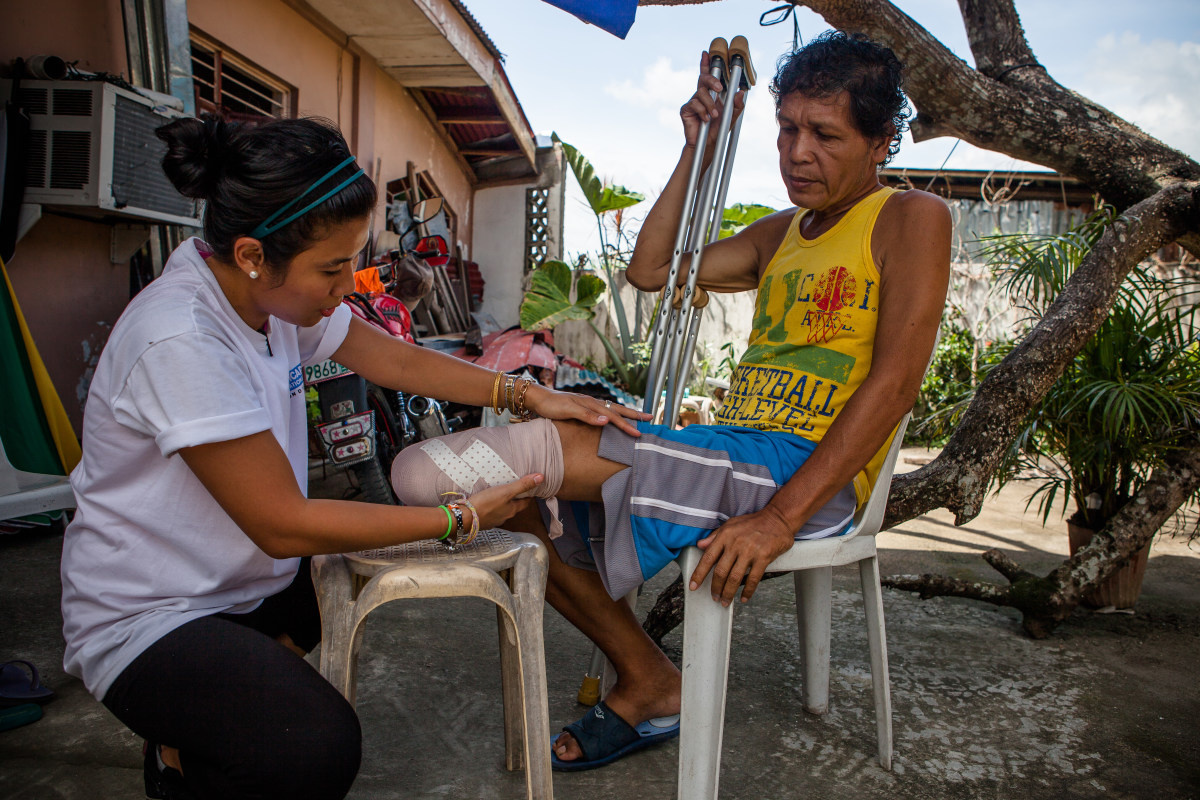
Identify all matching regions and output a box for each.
[249,270,259,279]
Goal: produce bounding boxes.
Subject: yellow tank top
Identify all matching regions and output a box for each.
[714,186,899,507]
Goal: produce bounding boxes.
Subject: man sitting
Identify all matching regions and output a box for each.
[390,30,950,770]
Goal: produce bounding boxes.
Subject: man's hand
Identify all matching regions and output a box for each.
[688,506,796,606]
[681,51,745,152]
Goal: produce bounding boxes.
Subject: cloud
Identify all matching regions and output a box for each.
[603,56,695,129]
[1072,33,1200,159]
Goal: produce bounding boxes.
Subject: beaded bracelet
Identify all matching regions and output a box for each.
[438,494,472,551]
[440,491,481,549]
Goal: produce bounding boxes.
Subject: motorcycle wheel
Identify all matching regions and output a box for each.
[348,386,401,505]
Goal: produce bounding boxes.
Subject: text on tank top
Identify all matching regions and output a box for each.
[714,186,900,506]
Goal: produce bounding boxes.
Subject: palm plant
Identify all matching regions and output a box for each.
[983,207,1200,533]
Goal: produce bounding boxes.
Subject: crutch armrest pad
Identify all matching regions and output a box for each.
[707,37,729,69]
[729,35,756,87]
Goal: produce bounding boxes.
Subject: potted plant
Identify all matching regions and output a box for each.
[983,208,1199,608]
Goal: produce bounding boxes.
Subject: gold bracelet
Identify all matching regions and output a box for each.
[460,497,480,546]
[490,371,504,414]
[503,374,516,416]
[514,378,535,421]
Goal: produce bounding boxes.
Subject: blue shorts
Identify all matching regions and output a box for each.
[544,422,855,599]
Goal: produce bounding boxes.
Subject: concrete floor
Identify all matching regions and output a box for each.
[2,448,1198,799]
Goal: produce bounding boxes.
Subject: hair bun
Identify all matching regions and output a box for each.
[156,116,235,199]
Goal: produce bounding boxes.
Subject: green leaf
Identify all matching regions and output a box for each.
[552,133,644,216]
[575,271,605,309]
[719,203,777,239]
[519,261,599,331]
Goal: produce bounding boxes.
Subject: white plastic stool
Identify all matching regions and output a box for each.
[676,414,914,799]
[312,529,553,800]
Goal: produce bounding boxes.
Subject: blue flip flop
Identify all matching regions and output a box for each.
[0,703,43,733]
[551,700,680,772]
[0,661,55,707]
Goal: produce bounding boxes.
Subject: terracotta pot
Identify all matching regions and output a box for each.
[1067,522,1152,609]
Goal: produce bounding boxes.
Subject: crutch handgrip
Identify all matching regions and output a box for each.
[671,285,710,310]
[729,35,757,87]
[707,37,730,71]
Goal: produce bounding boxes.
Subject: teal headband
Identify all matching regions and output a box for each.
[249,155,365,239]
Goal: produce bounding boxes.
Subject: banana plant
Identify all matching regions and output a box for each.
[719,203,776,238]
[552,133,644,362]
[519,260,633,387]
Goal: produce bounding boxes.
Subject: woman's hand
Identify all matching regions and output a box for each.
[525,384,649,436]
[467,474,545,529]
[688,506,795,606]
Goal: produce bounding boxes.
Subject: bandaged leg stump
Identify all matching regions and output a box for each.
[391,418,567,537]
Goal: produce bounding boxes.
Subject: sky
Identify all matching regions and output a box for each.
[461,0,1200,257]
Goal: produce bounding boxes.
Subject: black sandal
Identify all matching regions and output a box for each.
[551,700,680,772]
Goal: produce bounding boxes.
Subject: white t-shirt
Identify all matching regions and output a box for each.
[61,238,352,699]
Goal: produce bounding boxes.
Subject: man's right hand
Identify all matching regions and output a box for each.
[681,51,745,152]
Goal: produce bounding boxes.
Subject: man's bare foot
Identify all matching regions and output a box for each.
[552,664,681,763]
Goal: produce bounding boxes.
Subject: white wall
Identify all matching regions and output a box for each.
[473,184,528,328]
[472,144,566,329]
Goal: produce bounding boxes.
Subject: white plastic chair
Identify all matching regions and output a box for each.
[675,413,914,799]
[312,529,553,800]
[0,434,76,523]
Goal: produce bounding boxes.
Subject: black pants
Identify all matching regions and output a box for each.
[102,559,361,800]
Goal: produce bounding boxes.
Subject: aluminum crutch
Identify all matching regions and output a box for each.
[576,36,756,708]
[642,36,733,419]
[650,36,757,425]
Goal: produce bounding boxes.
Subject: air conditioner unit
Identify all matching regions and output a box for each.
[3,79,201,226]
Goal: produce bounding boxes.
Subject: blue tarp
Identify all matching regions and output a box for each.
[540,0,637,39]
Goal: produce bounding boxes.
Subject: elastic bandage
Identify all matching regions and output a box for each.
[390,418,566,537]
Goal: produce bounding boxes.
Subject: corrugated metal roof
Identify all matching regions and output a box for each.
[447,0,504,62]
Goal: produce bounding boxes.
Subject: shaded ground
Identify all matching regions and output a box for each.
[1,448,1197,799]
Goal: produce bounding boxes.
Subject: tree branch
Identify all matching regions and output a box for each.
[956,0,1045,88]
[884,181,1200,528]
[884,442,1200,638]
[643,574,684,646]
[1042,444,1200,613]
[783,0,1200,220]
[880,573,1012,604]
[982,548,1036,583]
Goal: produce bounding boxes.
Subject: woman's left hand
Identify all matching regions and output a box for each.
[525,384,650,436]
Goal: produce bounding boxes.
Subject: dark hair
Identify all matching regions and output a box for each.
[156,116,377,271]
[771,31,911,166]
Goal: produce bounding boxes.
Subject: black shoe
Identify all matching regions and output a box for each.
[143,741,191,800]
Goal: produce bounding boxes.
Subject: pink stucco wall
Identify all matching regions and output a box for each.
[190,0,474,243]
[4,0,477,432]
[2,0,132,432]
